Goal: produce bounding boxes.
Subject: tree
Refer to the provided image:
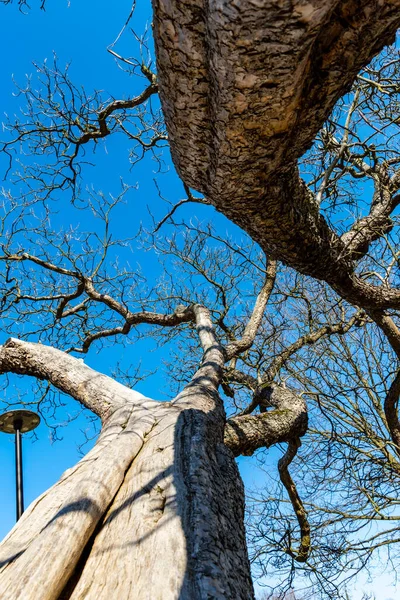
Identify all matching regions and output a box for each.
[0,1,400,599]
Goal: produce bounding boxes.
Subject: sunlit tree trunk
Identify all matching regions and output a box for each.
[0,324,256,599]
[0,402,253,599]
[0,301,308,598]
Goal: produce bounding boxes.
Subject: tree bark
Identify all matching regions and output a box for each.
[0,305,307,598]
[153,0,400,194]
[0,389,254,599]
[152,0,400,310]
[0,335,256,599]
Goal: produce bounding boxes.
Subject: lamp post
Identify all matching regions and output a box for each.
[0,410,40,521]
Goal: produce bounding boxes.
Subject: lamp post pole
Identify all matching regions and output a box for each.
[14,418,24,520]
[0,410,40,521]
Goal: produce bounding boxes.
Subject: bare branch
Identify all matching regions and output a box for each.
[239,311,365,416]
[189,304,225,392]
[369,310,400,358]
[278,439,311,563]
[225,259,277,360]
[263,311,365,385]
[383,370,400,454]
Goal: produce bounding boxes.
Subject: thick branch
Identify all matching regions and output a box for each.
[224,384,307,457]
[341,189,400,260]
[176,304,226,412]
[369,310,400,453]
[154,1,400,193]
[369,310,400,359]
[0,338,152,420]
[153,1,400,311]
[239,168,400,310]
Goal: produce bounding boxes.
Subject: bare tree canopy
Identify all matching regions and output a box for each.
[0,1,399,599]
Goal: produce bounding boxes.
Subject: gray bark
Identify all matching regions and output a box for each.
[0,334,306,598]
[0,333,254,599]
[152,0,400,310]
[225,385,307,457]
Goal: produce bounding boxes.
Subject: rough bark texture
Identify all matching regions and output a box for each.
[225,385,307,457]
[0,334,309,598]
[0,337,259,599]
[152,0,400,309]
[58,404,253,600]
[153,0,400,191]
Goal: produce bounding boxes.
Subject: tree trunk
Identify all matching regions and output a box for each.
[0,307,307,599]
[0,391,254,600]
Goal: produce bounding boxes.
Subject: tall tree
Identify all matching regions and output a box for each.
[0,1,399,599]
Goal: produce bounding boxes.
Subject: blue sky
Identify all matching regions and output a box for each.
[0,0,172,534]
[0,0,246,536]
[0,3,398,599]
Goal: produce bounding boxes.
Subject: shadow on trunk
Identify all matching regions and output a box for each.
[0,402,254,599]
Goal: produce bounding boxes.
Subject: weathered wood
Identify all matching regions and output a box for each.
[0,404,156,599]
[0,400,255,599]
[0,338,148,420]
[64,404,253,599]
[0,334,256,599]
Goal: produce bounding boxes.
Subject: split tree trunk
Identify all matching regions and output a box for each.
[0,396,254,599]
[0,335,255,600]
[0,317,307,598]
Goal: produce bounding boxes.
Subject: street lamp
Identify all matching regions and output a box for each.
[0,410,40,521]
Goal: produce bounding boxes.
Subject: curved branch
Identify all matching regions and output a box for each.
[384,370,400,455]
[73,81,158,147]
[0,338,153,420]
[263,311,365,384]
[1,250,196,352]
[225,259,277,360]
[224,384,307,457]
[369,311,400,450]
[154,2,400,311]
[369,310,400,359]
[341,191,400,260]
[154,1,400,194]
[224,368,258,391]
[278,439,311,563]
